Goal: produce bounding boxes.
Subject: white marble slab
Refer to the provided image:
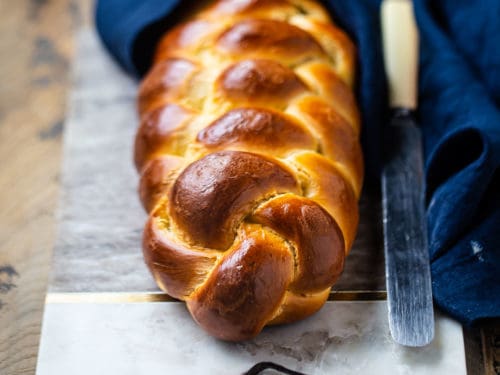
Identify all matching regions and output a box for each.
[50,28,152,292]
[36,301,466,375]
[36,26,469,375]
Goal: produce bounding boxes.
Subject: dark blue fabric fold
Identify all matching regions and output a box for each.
[95,0,183,76]
[95,0,500,325]
[414,0,500,324]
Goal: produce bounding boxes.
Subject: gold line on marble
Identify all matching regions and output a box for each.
[45,292,178,304]
[329,290,387,301]
[45,291,387,304]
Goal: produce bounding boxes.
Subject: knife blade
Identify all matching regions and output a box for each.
[381,0,434,347]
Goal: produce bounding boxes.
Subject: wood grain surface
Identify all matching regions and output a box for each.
[0,1,89,373]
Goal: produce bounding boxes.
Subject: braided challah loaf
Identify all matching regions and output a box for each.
[136,0,363,341]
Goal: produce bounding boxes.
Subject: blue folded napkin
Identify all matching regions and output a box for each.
[95,0,500,326]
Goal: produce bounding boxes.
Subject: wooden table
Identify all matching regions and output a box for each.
[0,1,89,373]
[0,1,497,374]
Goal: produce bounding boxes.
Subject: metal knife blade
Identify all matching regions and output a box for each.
[382,110,434,346]
[381,0,434,346]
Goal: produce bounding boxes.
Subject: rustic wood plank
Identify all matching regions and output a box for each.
[481,322,500,375]
[0,1,90,374]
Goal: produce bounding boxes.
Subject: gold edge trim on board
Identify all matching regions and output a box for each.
[45,291,387,304]
[329,290,387,301]
[45,292,178,304]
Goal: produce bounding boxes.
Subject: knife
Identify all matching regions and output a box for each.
[381,0,434,346]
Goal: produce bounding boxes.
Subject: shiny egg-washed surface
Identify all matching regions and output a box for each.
[135,0,363,341]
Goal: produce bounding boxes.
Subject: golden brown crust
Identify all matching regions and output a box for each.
[143,214,219,299]
[289,152,359,250]
[209,0,293,15]
[138,155,185,212]
[154,20,216,62]
[267,289,330,325]
[197,108,315,152]
[134,104,194,171]
[216,59,307,107]
[138,58,199,116]
[295,61,360,132]
[217,19,324,62]
[288,96,363,196]
[251,194,345,293]
[187,224,293,341]
[136,0,363,341]
[169,151,299,249]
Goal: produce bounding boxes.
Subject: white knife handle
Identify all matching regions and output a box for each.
[381,0,418,109]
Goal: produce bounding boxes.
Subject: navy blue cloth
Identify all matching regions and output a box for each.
[95,0,500,325]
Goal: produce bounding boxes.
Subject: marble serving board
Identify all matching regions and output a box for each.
[36,28,466,374]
